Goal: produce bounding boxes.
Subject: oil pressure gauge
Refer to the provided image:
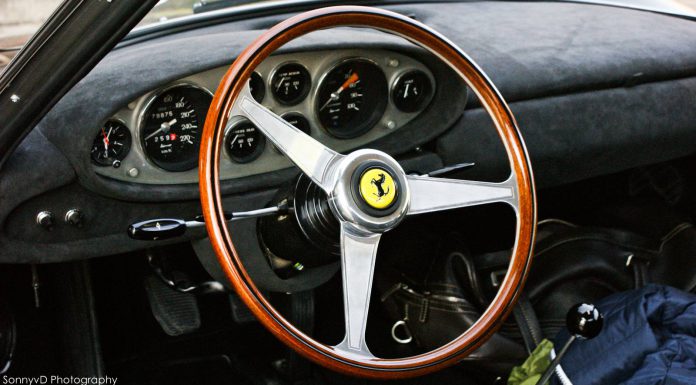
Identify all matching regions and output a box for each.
[225,120,266,163]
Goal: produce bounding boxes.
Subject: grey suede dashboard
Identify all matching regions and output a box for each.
[2,1,696,268]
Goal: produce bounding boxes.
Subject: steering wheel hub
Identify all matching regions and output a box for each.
[329,149,410,234]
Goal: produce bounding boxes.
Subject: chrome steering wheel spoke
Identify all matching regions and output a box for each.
[231,85,344,192]
[334,222,381,358]
[407,173,518,215]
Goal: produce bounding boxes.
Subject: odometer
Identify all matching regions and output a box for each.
[316,59,388,139]
[140,85,212,172]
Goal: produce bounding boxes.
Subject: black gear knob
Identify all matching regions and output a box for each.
[535,303,604,385]
[566,303,603,339]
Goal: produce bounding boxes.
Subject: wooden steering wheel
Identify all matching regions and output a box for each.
[199,5,536,379]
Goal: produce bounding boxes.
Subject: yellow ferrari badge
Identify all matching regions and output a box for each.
[359,168,397,209]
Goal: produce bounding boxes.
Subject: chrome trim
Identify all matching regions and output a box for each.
[334,223,381,357]
[406,173,518,215]
[329,149,410,233]
[234,86,344,192]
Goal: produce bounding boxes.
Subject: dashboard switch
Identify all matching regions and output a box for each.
[36,211,54,230]
[64,209,83,227]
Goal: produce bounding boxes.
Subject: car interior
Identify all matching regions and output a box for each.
[1,1,696,384]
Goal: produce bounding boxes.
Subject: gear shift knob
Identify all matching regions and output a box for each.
[535,303,603,385]
[567,303,603,339]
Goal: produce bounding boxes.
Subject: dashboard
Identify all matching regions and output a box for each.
[2,1,696,273]
[91,49,435,184]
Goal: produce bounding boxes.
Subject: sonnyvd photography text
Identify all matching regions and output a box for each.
[2,377,117,385]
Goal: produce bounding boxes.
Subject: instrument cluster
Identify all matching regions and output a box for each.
[90,49,435,184]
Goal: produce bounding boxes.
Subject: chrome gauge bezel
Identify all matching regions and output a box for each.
[313,57,389,139]
[137,82,214,172]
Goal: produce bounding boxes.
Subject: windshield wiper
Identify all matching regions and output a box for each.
[0,47,22,53]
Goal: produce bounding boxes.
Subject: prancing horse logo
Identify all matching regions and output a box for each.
[370,173,390,199]
[359,167,396,210]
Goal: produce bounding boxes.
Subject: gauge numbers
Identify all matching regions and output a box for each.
[91,120,132,167]
[141,85,212,172]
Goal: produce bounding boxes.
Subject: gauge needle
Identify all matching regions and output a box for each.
[101,127,110,151]
[144,119,177,141]
[319,72,360,111]
[275,77,288,91]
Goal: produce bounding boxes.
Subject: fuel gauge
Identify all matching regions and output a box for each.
[392,70,432,113]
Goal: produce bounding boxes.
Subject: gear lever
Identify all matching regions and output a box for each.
[535,303,604,385]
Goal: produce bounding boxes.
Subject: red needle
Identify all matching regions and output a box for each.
[319,72,361,112]
[339,72,359,92]
[101,127,110,147]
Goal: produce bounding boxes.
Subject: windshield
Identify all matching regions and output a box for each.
[139,0,264,25]
[2,0,696,66]
[0,0,263,67]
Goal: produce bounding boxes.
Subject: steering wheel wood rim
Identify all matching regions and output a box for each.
[200,5,536,379]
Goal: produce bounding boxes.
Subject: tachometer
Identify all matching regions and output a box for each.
[316,59,388,139]
[140,84,212,172]
[91,119,131,167]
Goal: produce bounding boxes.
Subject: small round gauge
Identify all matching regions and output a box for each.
[392,70,433,112]
[225,120,266,163]
[282,112,311,135]
[316,59,388,139]
[249,71,266,103]
[91,119,132,167]
[271,63,311,105]
[140,85,212,172]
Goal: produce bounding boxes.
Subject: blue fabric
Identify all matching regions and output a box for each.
[551,285,696,385]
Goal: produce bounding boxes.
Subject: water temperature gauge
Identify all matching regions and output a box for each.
[271,63,311,105]
[225,120,266,163]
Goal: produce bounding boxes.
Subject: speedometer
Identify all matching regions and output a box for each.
[140,84,212,172]
[316,59,388,139]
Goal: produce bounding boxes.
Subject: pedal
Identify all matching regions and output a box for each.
[144,275,201,336]
[228,292,255,324]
